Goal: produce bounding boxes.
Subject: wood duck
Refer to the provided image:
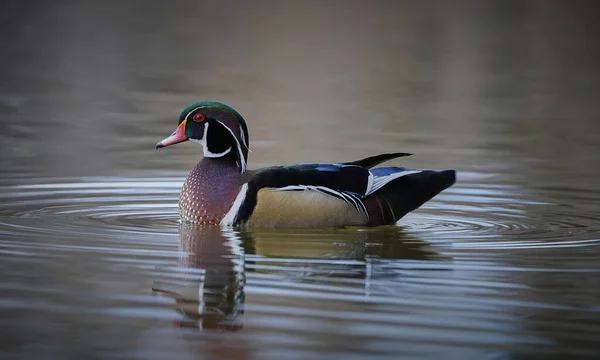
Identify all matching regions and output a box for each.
[156,101,456,227]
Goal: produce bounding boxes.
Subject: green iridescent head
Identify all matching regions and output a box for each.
[156,101,250,173]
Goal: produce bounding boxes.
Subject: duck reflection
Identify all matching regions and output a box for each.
[243,226,443,280]
[154,224,442,330]
[153,224,245,331]
[245,226,441,260]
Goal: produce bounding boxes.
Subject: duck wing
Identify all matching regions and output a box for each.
[223,154,422,226]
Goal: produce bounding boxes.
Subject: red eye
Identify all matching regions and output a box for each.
[192,113,205,122]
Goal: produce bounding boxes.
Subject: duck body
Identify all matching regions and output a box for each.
[157,101,456,228]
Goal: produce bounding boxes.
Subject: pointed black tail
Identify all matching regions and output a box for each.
[343,152,412,169]
[365,170,456,226]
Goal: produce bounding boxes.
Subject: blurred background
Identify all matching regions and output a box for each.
[1,1,600,359]
[1,0,598,182]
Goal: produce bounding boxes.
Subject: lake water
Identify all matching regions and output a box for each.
[1,1,600,359]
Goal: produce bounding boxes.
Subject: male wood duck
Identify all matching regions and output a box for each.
[156,101,456,227]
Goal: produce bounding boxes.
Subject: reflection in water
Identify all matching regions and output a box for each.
[0,175,599,357]
[154,225,245,331]
[244,227,441,262]
[0,175,598,357]
[243,227,443,286]
[154,224,442,331]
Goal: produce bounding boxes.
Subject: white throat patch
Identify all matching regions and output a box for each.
[190,123,233,158]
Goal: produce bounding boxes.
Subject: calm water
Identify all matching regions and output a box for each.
[1,1,600,359]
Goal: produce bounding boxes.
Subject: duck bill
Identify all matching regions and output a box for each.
[156,120,188,149]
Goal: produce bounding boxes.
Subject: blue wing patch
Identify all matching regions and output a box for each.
[370,167,415,177]
[315,164,342,172]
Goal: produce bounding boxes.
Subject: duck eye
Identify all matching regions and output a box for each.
[192,113,205,123]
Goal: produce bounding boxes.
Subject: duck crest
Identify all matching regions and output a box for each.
[179,158,241,224]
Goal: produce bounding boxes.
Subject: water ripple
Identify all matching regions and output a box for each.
[401,183,600,249]
[1,176,599,251]
[0,178,183,238]
[1,175,599,358]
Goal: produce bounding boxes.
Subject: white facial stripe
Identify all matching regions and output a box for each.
[209,147,232,156]
[217,120,246,173]
[221,183,249,226]
[203,143,232,157]
[189,120,247,173]
[239,124,248,149]
[190,123,233,157]
[185,106,204,120]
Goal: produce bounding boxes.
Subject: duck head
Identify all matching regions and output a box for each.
[156,101,250,173]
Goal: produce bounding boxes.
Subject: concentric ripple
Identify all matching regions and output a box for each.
[1,175,600,358]
[1,175,599,251]
[0,177,183,238]
[399,179,600,250]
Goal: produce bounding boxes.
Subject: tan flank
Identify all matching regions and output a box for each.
[245,188,368,228]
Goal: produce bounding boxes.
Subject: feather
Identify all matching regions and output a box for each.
[276,185,368,218]
[227,152,450,227]
[365,170,456,226]
[342,152,412,169]
[366,168,422,195]
[245,188,367,227]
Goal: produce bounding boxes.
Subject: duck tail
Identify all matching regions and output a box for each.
[364,170,456,226]
[344,152,412,169]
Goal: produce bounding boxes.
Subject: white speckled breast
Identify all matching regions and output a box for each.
[179,158,241,225]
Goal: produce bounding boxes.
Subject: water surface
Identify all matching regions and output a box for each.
[1,1,600,359]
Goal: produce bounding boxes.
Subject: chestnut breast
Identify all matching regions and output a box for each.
[179,159,241,225]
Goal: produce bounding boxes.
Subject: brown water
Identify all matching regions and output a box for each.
[1,1,600,359]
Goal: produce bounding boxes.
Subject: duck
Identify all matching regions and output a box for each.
[156,101,456,227]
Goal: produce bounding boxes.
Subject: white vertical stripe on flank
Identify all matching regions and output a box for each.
[221,183,249,226]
